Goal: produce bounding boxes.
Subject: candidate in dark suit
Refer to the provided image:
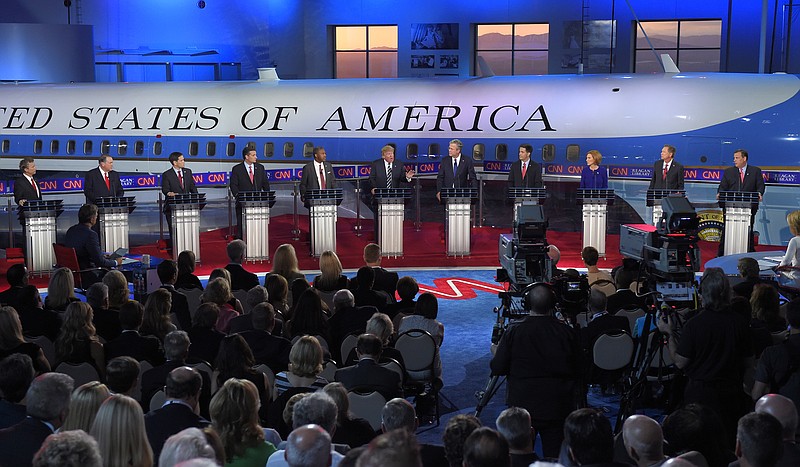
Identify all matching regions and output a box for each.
[161,152,198,244]
[229,147,271,237]
[299,146,337,206]
[648,144,685,190]
[144,366,210,462]
[63,204,122,285]
[13,157,41,207]
[435,139,477,202]
[507,144,543,188]
[84,155,124,204]
[368,145,415,240]
[717,149,766,255]
[334,334,403,400]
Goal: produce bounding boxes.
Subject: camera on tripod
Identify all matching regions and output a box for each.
[497,204,551,291]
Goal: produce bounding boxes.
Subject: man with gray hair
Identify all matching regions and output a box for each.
[735,412,783,467]
[267,392,344,466]
[357,428,422,467]
[240,302,292,373]
[158,427,216,467]
[496,407,538,467]
[380,398,447,466]
[0,372,74,467]
[32,429,102,467]
[728,394,800,467]
[86,282,121,341]
[328,289,377,363]
[225,239,259,291]
[622,415,667,467]
[229,284,271,333]
[285,424,332,467]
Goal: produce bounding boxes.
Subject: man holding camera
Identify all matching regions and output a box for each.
[490,284,582,458]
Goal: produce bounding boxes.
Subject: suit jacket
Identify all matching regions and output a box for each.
[63,223,117,269]
[0,417,55,467]
[648,159,685,190]
[144,401,210,463]
[18,307,62,342]
[84,167,124,204]
[239,329,292,374]
[161,167,198,211]
[718,165,765,195]
[13,175,41,205]
[92,308,122,342]
[104,330,165,365]
[334,358,404,400]
[160,284,192,331]
[436,155,477,193]
[0,286,24,310]
[225,263,260,291]
[372,267,399,298]
[230,162,270,197]
[142,360,212,418]
[369,159,410,192]
[0,400,26,430]
[299,161,336,205]
[507,160,543,188]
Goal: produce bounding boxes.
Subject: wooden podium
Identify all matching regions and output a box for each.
[95,196,136,253]
[166,193,206,261]
[307,189,343,257]
[237,191,276,262]
[441,188,477,256]
[577,189,615,257]
[374,188,411,257]
[719,191,760,255]
[20,200,63,274]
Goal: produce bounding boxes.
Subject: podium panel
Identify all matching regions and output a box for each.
[308,189,343,258]
[442,188,477,257]
[96,197,136,253]
[20,200,63,274]
[237,191,276,262]
[578,189,614,257]
[719,191,760,256]
[374,188,411,257]
[167,194,206,262]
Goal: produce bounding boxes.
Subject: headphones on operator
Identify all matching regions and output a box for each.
[522,282,557,313]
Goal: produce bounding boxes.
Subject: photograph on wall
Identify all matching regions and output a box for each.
[439,54,459,69]
[411,23,459,50]
[411,55,435,68]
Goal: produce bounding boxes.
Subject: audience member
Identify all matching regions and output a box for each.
[442,414,481,467]
[753,299,800,408]
[225,239,260,291]
[60,381,110,433]
[344,312,405,370]
[735,412,783,467]
[583,246,616,296]
[32,429,102,467]
[228,284,271,334]
[215,334,271,421]
[385,275,418,323]
[496,407,538,467]
[733,257,762,299]
[211,378,277,465]
[335,333,403,400]
[0,263,28,309]
[327,289,376,363]
[622,415,667,467]
[240,303,292,374]
[104,300,165,365]
[356,428,422,467]
[202,277,240,334]
[748,394,800,467]
[0,372,74,467]
[562,408,625,467]
[15,284,61,342]
[158,427,217,467]
[102,269,130,311]
[266,273,291,320]
[187,302,225,365]
[90,394,153,467]
[43,267,79,314]
[141,287,177,342]
[0,306,50,374]
[274,335,329,398]
[355,243,399,299]
[268,244,306,305]
[314,250,349,292]
[322,382,376,449]
[380,397,447,466]
[175,250,203,290]
[158,259,193,331]
[661,403,734,467]
[145,366,210,463]
[462,427,510,467]
[0,353,35,429]
[87,282,122,341]
[284,424,332,467]
[750,283,786,333]
[287,288,331,344]
[105,356,140,396]
[339,446,367,467]
[54,301,105,376]
[351,266,391,311]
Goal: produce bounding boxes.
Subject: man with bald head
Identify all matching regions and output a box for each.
[285,424,332,467]
[622,415,667,467]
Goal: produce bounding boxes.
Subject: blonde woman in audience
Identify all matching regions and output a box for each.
[43,267,79,313]
[313,250,349,292]
[210,378,277,466]
[0,306,50,374]
[60,381,110,432]
[90,394,153,467]
[102,269,130,310]
[273,335,328,399]
[269,244,305,286]
[209,268,245,314]
[202,277,240,334]
[140,287,176,342]
[55,302,105,376]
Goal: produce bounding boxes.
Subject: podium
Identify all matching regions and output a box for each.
[307,189,343,257]
[166,193,206,261]
[236,191,276,262]
[441,188,477,256]
[646,190,685,226]
[374,188,411,257]
[508,187,547,222]
[95,197,136,253]
[577,189,615,257]
[719,191,760,256]
[19,200,63,274]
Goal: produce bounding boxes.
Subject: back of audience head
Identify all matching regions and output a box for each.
[357,427,421,467]
[622,414,665,466]
[495,407,533,453]
[698,267,731,311]
[381,397,417,433]
[266,274,289,307]
[755,393,798,440]
[208,267,232,285]
[787,298,800,329]
[61,381,110,432]
[192,302,219,329]
[273,243,300,276]
[414,292,438,319]
[396,276,419,302]
[166,366,203,402]
[736,412,783,467]
[525,283,556,315]
[6,263,28,287]
[32,429,102,467]
[356,333,382,360]
[322,382,351,423]
[286,424,332,467]
[0,306,25,350]
[47,267,76,307]
[246,285,269,311]
[102,269,129,308]
[339,446,367,467]
[289,335,324,377]
[27,372,74,427]
[443,414,482,467]
[215,334,255,376]
[157,259,179,285]
[292,391,338,434]
[356,266,375,290]
[226,239,246,264]
[17,284,43,310]
[104,356,139,395]
[203,277,232,306]
[0,353,35,404]
[333,289,355,313]
[159,427,217,467]
[90,394,153,467]
[587,288,607,313]
[85,282,108,311]
[209,378,264,464]
[564,408,614,465]
[737,257,760,280]
[662,403,727,466]
[365,312,393,346]
[284,393,311,428]
[462,427,510,467]
[582,246,600,266]
[118,300,144,331]
[750,284,781,323]
[250,302,275,331]
[164,330,191,361]
[363,243,382,264]
[177,250,197,276]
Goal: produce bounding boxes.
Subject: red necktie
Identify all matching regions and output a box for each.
[178,170,184,189]
[105,172,111,190]
[249,165,254,184]
[740,168,745,183]
[521,162,527,180]
[663,164,668,180]
[30,177,36,189]
[319,164,326,189]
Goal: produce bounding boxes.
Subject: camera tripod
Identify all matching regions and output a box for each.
[474,374,505,417]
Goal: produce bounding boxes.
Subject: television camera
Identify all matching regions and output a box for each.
[497,204,552,291]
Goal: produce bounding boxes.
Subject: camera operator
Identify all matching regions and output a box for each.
[656,267,754,447]
[489,283,582,459]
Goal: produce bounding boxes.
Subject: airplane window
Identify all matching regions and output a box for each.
[542,144,555,162]
[428,143,440,158]
[406,143,418,159]
[50,140,59,155]
[472,144,485,161]
[303,142,314,158]
[226,142,236,157]
[134,141,144,155]
[566,144,580,162]
[84,140,94,155]
[284,142,294,158]
[207,142,216,157]
[1,139,9,154]
[101,140,111,155]
[188,141,198,156]
[496,144,508,161]
[33,140,42,155]
[153,141,162,156]
[264,142,274,158]
[247,141,256,152]
[118,140,127,156]
[66,140,76,155]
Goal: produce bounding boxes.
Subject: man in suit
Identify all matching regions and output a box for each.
[239,303,292,374]
[84,155,124,203]
[334,333,403,400]
[507,144,543,188]
[648,144,685,190]
[224,239,259,291]
[299,146,336,206]
[144,366,210,462]
[0,263,28,309]
[435,138,477,202]
[0,372,74,467]
[229,147,271,238]
[717,148,766,255]
[368,145,415,240]
[13,157,41,207]
[157,259,193,331]
[104,300,165,365]
[63,204,123,285]
[161,152,198,246]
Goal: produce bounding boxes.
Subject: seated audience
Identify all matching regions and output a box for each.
[239,302,292,374]
[398,292,445,346]
[274,335,329,399]
[0,263,28,309]
[268,392,343,466]
[284,424,332,467]
[32,429,102,467]
[102,269,130,311]
[0,306,50,374]
[352,243,399,299]
[335,333,403,400]
[140,287,177,342]
[159,427,218,467]
[561,408,623,467]
[380,397,447,466]
[15,284,61,342]
[313,250,349,292]
[358,428,422,467]
[328,289,377,363]
[322,382,376,449]
[734,412,783,467]
[267,244,306,306]
[87,282,122,342]
[662,403,735,467]
[175,250,204,291]
[104,356,140,396]
[462,427,510,467]
[0,353,35,429]
[750,283,787,333]
[54,302,105,376]
[60,381,110,433]
[743,394,800,467]
[621,414,667,467]
[344,312,405,370]
[733,257,762,299]
[228,285,271,334]
[187,303,225,365]
[351,266,391,311]
[104,300,165,365]
[496,407,538,467]
[90,394,153,467]
[443,414,482,467]
[158,259,192,331]
[289,277,313,318]
[211,378,277,465]
[583,246,616,296]
[43,267,79,314]
[225,239,260,291]
[215,334,271,422]
[385,275,419,323]
[202,277,240,334]
[286,288,331,344]
[266,273,291,321]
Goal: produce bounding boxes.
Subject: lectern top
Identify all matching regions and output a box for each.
[373,188,412,199]
[306,189,344,200]
[94,196,136,207]
[441,188,478,198]
[508,187,547,200]
[718,191,761,202]
[236,191,276,201]
[576,188,615,200]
